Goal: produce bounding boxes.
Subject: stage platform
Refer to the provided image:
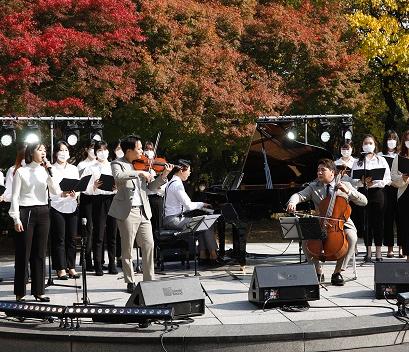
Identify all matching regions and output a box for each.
[0,240,408,352]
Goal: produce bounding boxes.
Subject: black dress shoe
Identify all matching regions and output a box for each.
[95,269,104,276]
[34,295,50,302]
[16,296,25,302]
[399,254,405,258]
[331,272,345,286]
[363,255,372,263]
[375,257,383,262]
[116,258,122,268]
[108,265,118,275]
[127,283,136,293]
[317,273,325,282]
[68,272,81,279]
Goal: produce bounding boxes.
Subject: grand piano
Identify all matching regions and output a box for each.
[205,117,333,264]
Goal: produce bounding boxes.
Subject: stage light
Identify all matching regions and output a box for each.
[64,123,80,146]
[320,131,330,143]
[90,122,103,141]
[0,124,16,146]
[24,122,40,144]
[0,301,65,320]
[64,305,174,324]
[287,131,296,140]
[341,117,353,141]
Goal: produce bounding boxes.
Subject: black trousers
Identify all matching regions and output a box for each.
[79,193,93,266]
[383,185,399,247]
[397,187,409,255]
[92,194,117,270]
[14,205,50,297]
[50,207,78,270]
[358,187,385,247]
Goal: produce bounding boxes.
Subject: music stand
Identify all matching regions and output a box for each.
[279,216,322,263]
[177,214,221,276]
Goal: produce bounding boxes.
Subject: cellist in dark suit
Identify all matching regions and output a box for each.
[286,158,367,286]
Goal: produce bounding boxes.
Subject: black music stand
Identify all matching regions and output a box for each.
[178,214,221,276]
[279,216,323,263]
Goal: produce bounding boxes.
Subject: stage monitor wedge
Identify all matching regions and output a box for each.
[375,261,409,299]
[126,277,205,318]
[248,264,320,306]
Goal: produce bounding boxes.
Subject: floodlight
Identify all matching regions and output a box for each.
[0,124,16,146]
[90,122,103,141]
[64,123,80,146]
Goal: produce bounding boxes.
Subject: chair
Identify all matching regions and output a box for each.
[149,196,190,271]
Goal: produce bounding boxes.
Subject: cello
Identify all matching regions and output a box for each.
[306,167,350,262]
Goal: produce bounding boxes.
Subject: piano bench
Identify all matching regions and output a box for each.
[154,228,191,272]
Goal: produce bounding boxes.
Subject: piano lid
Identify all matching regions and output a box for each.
[240,120,333,187]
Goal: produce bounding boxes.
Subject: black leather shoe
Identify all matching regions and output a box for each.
[331,272,345,286]
[317,273,325,282]
[375,257,383,262]
[108,265,118,275]
[127,283,136,293]
[68,272,81,279]
[95,269,104,276]
[34,295,50,302]
[363,255,372,263]
[116,258,122,268]
[16,296,25,302]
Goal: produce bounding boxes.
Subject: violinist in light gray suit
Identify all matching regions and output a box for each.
[109,135,172,293]
[287,158,367,286]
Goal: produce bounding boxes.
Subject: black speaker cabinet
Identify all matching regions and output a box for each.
[248,264,320,306]
[375,261,409,299]
[126,277,205,318]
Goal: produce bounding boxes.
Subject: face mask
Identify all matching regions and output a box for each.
[145,150,155,159]
[340,149,351,158]
[57,151,70,162]
[198,184,206,192]
[96,150,109,161]
[362,144,375,153]
[88,149,96,159]
[405,141,409,149]
[387,139,397,150]
[115,149,124,158]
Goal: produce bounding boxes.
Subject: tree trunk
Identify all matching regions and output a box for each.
[380,76,403,131]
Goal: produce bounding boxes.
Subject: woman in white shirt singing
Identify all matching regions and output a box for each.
[9,143,60,302]
[50,141,80,280]
[351,134,391,262]
[163,160,220,265]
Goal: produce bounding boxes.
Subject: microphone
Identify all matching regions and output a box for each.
[42,157,53,177]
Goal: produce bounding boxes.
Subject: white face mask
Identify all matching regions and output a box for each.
[387,139,397,150]
[115,149,124,158]
[96,150,109,161]
[362,144,375,153]
[340,149,351,158]
[145,150,155,159]
[57,151,70,162]
[405,141,409,149]
[88,149,96,160]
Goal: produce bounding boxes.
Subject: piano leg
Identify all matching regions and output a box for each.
[217,217,226,257]
[232,222,247,266]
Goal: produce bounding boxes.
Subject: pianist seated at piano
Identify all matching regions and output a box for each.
[162,160,222,266]
[286,158,367,286]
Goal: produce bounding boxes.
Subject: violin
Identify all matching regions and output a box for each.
[132,154,168,173]
[306,167,350,262]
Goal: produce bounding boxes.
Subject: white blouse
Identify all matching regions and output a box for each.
[351,154,391,189]
[82,161,116,196]
[50,162,79,214]
[164,175,204,217]
[335,156,356,170]
[9,162,61,225]
[77,158,97,177]
[391,155,409,199]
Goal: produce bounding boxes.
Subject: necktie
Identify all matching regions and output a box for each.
[326,184,331,197]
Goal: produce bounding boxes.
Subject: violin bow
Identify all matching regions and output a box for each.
[148,131,162,172]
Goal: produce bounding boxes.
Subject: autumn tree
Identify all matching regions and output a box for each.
[348,0,409,130]
[0,0,144,116]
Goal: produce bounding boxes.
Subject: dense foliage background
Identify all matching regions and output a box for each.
[0,0,408,184]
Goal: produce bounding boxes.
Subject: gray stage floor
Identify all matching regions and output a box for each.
[0,240,405,326]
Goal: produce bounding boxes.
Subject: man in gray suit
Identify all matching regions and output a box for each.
[109,135,172,293]
[287,158,367,286]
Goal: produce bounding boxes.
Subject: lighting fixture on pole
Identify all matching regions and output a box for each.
[24,122,40,144]
[286,123,296,140]
[320,119,331,143]
[64,122,80,146]
[341,117,353,141]
[0,123,16,146]
[90,121,103,141]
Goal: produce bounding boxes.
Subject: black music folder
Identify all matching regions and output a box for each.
[0,185,5,196]
[398,155,409,174]
[60,175,91,192]
[98,174,115,191]
[352,168,385,181]
[383,156,394,169]
[336,165,352,175]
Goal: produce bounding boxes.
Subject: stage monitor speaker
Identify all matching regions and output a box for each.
[126,277,205,318]
[248,264,320,306]
[375,261,409,299]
